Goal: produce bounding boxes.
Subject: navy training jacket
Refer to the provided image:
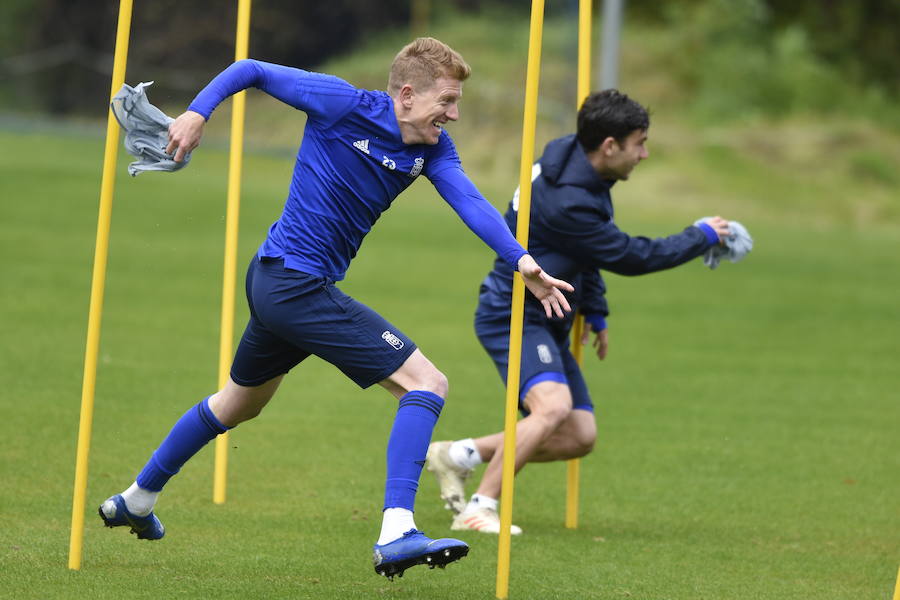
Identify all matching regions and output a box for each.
[478,133,714,331]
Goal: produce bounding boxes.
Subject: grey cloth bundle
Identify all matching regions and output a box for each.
[110,81,191,176]
[694,217,754,269]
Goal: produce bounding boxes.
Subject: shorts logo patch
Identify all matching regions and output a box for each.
[382,330,404,350]
[537,344,552,364]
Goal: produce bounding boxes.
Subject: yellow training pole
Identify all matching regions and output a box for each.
[496,1,544,598]
[565,0,593,531]
[565,318,583,528]
[893,564,900,600]
[213,0,252,505]
[68,0,134,571]
[577,0,593,108]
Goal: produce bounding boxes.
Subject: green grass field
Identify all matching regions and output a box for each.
[2,10,900,595]
[1,122,897,600]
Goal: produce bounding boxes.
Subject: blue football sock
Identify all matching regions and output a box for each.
[383,390,444,511]
[135,397,230,492]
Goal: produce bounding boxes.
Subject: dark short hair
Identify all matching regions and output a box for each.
[576,90,650,151]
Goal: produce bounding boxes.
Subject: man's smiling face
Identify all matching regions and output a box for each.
[397,76,462,145]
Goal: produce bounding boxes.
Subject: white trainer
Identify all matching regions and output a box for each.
[425,441,472,515]
[451,507,522,535]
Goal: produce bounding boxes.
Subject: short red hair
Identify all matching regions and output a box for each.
[388,37,471,95]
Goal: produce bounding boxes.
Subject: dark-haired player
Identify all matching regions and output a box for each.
[427,90,732,534]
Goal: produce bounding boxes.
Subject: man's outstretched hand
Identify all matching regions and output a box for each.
[166,110,206,162]
[580,322,609,360]
[518,254,574,318]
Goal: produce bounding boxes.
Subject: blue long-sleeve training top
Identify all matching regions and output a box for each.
[188,59,527,281]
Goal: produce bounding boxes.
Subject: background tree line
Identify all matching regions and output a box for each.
[0,0,897,116]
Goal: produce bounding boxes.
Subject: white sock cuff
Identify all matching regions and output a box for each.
[469,493,498,512]
[120,481,158,517]
[449,438,482,470]
[377,507,417,546]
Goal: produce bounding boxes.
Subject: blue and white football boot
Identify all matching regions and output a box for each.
[98,494,165,540]
[372,529,468,579]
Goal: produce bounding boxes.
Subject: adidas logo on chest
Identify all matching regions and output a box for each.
[353,138,370,154]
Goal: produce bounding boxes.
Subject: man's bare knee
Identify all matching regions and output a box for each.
[402,365,447,397]
[570,410,597,457]
[425,369,449,398]
[381,349,449,399]
[572,436,595,458]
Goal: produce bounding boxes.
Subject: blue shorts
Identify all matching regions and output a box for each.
[474,294,593,414]
[230,256,417,388]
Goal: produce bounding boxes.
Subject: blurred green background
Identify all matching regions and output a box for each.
[1,1,898,599]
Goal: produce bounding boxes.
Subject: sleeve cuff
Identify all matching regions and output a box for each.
[696,222,720,247]
[584,313,607,332]
[510,249,528,272]
[186,104,211,121]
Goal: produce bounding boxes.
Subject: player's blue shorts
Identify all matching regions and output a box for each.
[230,256,417,388]
[474,291,593,415]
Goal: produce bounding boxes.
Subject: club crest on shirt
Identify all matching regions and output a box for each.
[408,157,424,178]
